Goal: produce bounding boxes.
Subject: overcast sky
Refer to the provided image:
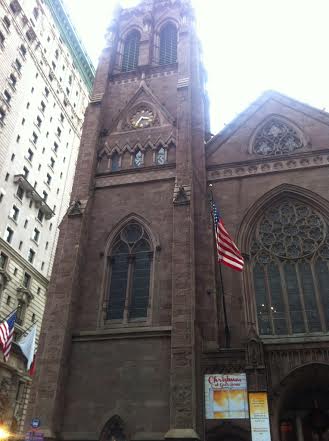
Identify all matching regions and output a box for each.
[63,0,329,134]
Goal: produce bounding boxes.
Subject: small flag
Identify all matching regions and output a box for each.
[211,200,244,271]
[17,324,37,371]
[0,311,17,362]
[28,354,36,376]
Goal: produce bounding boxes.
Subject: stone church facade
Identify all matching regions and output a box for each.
[28,1,329,441]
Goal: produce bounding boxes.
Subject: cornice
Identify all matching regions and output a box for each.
[207,150,329,182]
[44,0,95,92]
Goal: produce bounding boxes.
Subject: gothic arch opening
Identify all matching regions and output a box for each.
[275,364,329,441]
[238,185,329,336]
[99,415,126,441]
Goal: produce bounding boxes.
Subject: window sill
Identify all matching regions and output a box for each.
[8,216,18,225]
[261,333,329,345]
[30,238,39,247]
[72,325,171,342]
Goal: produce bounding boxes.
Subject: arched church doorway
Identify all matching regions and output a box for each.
[278,364,329,441]
[99,415,126,441]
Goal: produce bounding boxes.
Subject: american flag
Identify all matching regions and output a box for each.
[211,200,244,272]
[0,311,17,362]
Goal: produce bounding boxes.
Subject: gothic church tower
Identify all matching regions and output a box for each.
[28,1,214,441]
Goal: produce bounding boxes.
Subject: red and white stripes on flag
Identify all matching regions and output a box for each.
[0,311,17,362]
[211,200,244,272]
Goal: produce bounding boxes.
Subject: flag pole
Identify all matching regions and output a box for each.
[19,321,37,339]
[209,185,231,349]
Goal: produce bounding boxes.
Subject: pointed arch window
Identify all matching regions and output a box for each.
[156,147,166,165]
[134,150,143,168]
[251,199,329,336]
[107,223,152,321]
[122,31,140,72]
[111,152,120,172]
[159,23,177,65]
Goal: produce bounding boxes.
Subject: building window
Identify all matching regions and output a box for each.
[31,86,34,94]
[121,30,140,72]
[9,1,22,15]
[49,223,53,231]
[60,113,64,123]
[134,150,143,168]
[31,313,36,322]
[24,219,28,228]
[0,107,5,122]
[27,248,35,263]
[159,23,177,65]
[6,295,11,306]
[9,73,17,87]
[44,87,49,97]
[16,134,20,143]
[107,222,152,321]
[10,205,19,221]
[41,262,44,271]
[40,101,46,112]
[251,199,329,335]
[46,173,52,185]
[23,166,29,178]
[11,153,15,161]
[42,191,48,202]
[50,157,55,168]
[5,173,9,181]
[21,117,25,125]
[26,102,30,109]
[16,185,24,200]
[156,147,166,165]
[53,142,58,152]
[55,49,59,59]
[45,242,48,250]
[32,132,38,144]
[32,228,40,242]
[36,116,42,127]
[3,15,10,29]
[27,148,34,161]
[37,210,44,223]
[38,164,41,171]
[5,227,14,243]
[37,287,41,295]
[19,241,23,250]
[20,44,26,56]
[15,58,22,71]
[0,31,5,45]
[23,272,31,288]
[0,252,8,269]
[111,153,120,171]
[4,90,11,103]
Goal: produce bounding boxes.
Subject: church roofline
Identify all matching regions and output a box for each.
[206,90,329,156]
[45,0,95,92]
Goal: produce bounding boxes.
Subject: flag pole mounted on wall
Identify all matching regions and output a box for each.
[208,184,244,348]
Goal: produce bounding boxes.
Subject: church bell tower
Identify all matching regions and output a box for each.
[28,1,213,441]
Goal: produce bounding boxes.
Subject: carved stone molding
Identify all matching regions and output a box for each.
[67,199,88,217]
[207,152,329,182]
[265,344,329,387]
[173,184,191,205]
[95,166,176,188]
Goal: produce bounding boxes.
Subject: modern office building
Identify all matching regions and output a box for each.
[0,0,94,433]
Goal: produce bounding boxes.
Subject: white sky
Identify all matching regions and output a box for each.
[63,0,329,134]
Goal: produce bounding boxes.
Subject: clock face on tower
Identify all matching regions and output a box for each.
[130,107,155,129]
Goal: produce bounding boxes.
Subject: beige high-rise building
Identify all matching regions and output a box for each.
[0,0,94,433]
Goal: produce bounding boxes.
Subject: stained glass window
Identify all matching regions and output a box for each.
[107,223,152,321]
[251,200,329,335]
[156,147,166,165]
[134,150,143,167]
[122,31,140,72]
[159,24,177,65]
[253,118,304,155]
[111,153,120,172]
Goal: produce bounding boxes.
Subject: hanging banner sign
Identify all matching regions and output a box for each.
[204,373,249,419]
[249,392,271,441]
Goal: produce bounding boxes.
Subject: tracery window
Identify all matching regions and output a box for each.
[159,23,177,65]
[121,31,140,72]
[253,118,304,156]
[251,200,329,335]
[156,147,166,165]
[134,150,143,167]
[107,223,152,321]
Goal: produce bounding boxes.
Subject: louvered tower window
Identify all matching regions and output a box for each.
[251,200,329,335]
[121,31,140,72]
[159,23,177,65]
